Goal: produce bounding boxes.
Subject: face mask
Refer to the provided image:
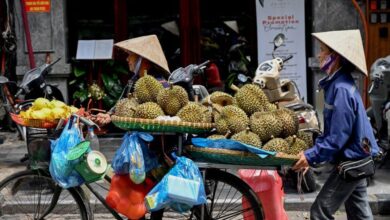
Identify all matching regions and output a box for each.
[320,53,337,73]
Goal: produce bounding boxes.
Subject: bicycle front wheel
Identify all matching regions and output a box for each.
[152,168,264,220]
[0,169,89,220]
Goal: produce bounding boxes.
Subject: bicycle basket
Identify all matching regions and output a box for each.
[10,113,62,129]
[185,145,299,167]
[111,115,214,134]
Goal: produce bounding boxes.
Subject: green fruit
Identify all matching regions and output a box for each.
[134,74,164,103]
[215,105,249,134]
[157,85,189,116]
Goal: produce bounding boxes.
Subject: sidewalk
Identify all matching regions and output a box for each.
[1,131,389,219]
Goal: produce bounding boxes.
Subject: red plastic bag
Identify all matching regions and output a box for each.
[106,174,155,219]
[238,169,288,220]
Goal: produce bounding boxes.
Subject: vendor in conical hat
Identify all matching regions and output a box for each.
[92,35,170,126]
[114,35,170,77]
[292,30,379,220]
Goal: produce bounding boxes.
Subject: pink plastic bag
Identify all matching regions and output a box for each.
[238,169,288,220]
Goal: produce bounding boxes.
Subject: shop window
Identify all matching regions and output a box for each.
[199,0,256,91]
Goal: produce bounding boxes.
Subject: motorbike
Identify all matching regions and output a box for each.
[0,58,64,141]
[367,55,390,166]
[168,60,211,101]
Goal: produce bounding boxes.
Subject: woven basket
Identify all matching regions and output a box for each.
[186,145,299,167]
[111,115,214,134]
[10,113,61,129]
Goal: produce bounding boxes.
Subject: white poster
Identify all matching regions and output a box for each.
[256,0,307,100]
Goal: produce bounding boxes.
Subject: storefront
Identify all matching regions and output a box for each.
[5,0,390,111]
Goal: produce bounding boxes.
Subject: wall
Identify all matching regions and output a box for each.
[14,0,70,102]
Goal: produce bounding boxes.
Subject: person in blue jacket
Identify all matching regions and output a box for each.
[292,30,380,220]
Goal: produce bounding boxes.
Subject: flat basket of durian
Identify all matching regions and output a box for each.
[10,98,80,129]
[185,145,299,167]
[111,115,214,134]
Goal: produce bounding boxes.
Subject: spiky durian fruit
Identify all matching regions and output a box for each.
[176,102,212,123]
[202,91,234,106]
[264,103,278,111]
[207,131,231,140]
[115,94,139,117]
[297,131,313,147]
[250,112,283,142]
[207,134,226,140]
[231,128,262,148]
[233,84,270,115]
[262,137,289,152]
[134,73,164,103]
[157,85,189,116]
[274,108,299,137]
[133,102,165,119]
[285,135,308,155]
[215,105,249,134]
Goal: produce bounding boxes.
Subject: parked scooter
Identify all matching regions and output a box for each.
[367,55,390,166]
[168,60,211,101]
[0,58,64,141]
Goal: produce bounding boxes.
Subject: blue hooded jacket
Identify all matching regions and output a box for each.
[304,69,379,165]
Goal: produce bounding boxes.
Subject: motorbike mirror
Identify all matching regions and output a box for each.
[273,33,286,49]
[0,76,9,84]
[237,74,249,83]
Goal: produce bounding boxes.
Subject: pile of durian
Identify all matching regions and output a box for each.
[204,83,313,156]
[113,73,312,156]
[113,72,212,123]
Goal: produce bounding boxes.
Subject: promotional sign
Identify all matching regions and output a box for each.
[25,0,51,13]
[256,0,307,100]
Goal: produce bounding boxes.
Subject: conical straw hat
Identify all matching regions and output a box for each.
[114,35,170,75]
[312,29,367,76]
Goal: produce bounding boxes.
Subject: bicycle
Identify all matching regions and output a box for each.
[0,113,264,219]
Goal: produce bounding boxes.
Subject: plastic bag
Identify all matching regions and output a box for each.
[145,155,206,212]
[192,138,275,158]
[112,132,158,184]
[105,174,155,219]
[49,118,85,188]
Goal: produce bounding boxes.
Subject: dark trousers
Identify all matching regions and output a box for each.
[311,167,373,220]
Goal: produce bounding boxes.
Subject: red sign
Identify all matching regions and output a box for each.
[25,0,51,13]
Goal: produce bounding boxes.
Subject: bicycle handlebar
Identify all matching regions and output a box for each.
[71,113,99,129]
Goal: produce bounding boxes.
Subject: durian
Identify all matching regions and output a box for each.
[176,102,212,123]
[115,94,138,117]
[214,105,249,134]
[297,131,313,147]
[231,128,262,148]
[274,108,299,137]
[232,84,270,115]
[133,102,165,119]
[157,85,189,116]
[134,73,164,103]
[262,137,289,153]
[285,135,308,155]
[250,112,283,142]
[207,131,231,140]
[202,91,234,106]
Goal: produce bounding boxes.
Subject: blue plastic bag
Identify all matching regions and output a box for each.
[49,118,85,188]
[145,155,206,212]
[191,138,276,158]
[112,132,158,184]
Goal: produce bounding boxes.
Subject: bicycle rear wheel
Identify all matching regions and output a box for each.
[0,169,89,219]
[152,168,264,220]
